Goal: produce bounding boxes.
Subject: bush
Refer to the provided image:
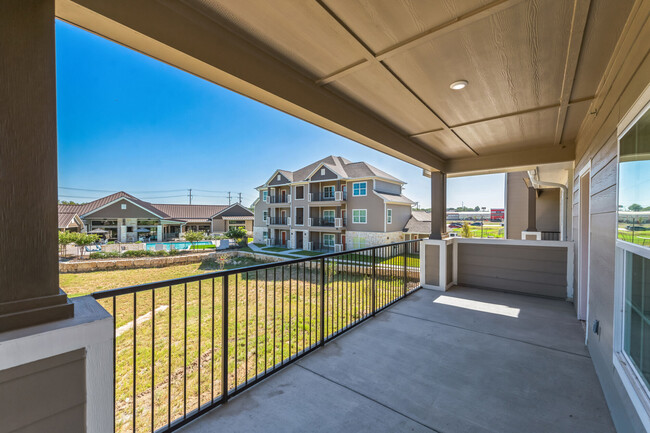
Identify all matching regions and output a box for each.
[86,248,182,260]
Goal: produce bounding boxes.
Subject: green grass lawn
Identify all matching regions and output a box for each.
[448,224,504,238]
[336,252,420,268]
[61,257,416,432]
[263,247,291,252]
[293,250,323,257]
[240,246,295,259]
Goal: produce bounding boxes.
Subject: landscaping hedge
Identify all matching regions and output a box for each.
[89,249,181,259]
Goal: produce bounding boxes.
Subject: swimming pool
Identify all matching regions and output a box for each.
[145,241,213,251]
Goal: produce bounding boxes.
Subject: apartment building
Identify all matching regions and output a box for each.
[253,156,413,251]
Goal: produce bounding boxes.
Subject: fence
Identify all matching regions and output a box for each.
[92,239,421,433]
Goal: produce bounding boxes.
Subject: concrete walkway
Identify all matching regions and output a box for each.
[180,286,614,433]
[247,243,311,258]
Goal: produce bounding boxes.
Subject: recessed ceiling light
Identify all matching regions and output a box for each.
[450,80,468,90]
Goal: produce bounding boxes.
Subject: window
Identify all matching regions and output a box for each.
[387,209,392,224]
[352,209,367,224]
[323,233,335,247]
[277,174,281,181]
[615,101,650,428]
[263,190,268,202]
[323,185,334,199]
[263,211,268,222]
[353,236,366,249]
[323,210,335,222]
[121,203,127,210]
[296,186,304,200]
[353,182,367,196]
[320,168,325,176]
[263,231,268,240]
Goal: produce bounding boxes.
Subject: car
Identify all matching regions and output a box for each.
[470,222,483,227]
[626,225,646,231]
[448,223,462,229]
[447,232,460,238]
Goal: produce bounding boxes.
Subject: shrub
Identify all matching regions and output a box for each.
[460,222,472,238]
[184,230,205,248]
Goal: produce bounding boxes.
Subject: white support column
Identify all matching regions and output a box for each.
[420,239,454,291]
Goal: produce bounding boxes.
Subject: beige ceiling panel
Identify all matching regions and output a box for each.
[413,130,476,159]
[453,107,558,154]
[384,0,573,126]
[321,0,490,54]
[570,0,635,100]
[186,0,368,78]
[328,63,445,135]
[561,99,591,144]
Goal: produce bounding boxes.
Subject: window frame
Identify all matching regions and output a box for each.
[387,208,392,224]
[613,97,650,431]
[263,190,268,202]
[323,233,335,247]
[352,182,367,197]
[295,185,304,200]
[352,209,367,224]
[322,185,335,198]
[263,210,268,222]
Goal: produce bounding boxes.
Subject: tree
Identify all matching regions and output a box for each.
[72,232,99,257]
[184,230,204,249]
[225,226,248,246]
[629,203,643,212]
[460,221,472,238]
[58,231,75,258]
[474,206,480,211]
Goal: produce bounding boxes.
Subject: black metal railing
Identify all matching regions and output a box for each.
[310,241,336,252]
[92,239,421,433]
[268,217,288,225]
[269,195,289,204]
[310,191,346,201]
[268,238,286,247]
[541,231,561,241]
[311,217,335,227]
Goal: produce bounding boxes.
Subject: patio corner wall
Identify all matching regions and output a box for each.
[420,239,454,291]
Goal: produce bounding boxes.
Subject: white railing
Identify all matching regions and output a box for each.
[334,244,343,252]
[307,241,313,251]
[308,218,313,227]
[334,217,342,228]
[287,217,292,226]
[335,191,342,201]
[308,193,312,202]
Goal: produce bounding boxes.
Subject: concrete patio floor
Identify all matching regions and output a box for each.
[180,286,614,433]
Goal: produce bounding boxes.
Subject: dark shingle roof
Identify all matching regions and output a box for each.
[404,211,431,234]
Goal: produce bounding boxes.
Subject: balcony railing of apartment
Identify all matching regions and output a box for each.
[266,238,286,247]
[268,195,290,204]
[268,217,289,225]
[92,239,421,433]
[310,217,346,228]
[541,231,561,241]
[309,191,347,202]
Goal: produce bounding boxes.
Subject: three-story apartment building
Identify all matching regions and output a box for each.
[253,156,414,252]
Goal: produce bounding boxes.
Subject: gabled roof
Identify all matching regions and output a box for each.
[74,191,171,218]
[58,207,82,229]
[152,204,226,221]
[211,203,254,218]
[375,192,414,205]
[261,155,404,187]
[404,211,431,234]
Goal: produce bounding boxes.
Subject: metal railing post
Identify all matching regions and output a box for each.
[403,243,408,296]
[222,275,229,402]
[320,257,325,346]
[371,248,376,315]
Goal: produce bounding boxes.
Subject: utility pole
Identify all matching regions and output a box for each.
[227,192,232,205]
[188,188,193,205]
[238,192,242,204]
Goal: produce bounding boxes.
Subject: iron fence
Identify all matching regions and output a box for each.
[92,239,421,433]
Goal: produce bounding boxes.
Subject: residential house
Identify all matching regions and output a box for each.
[58,192,253,242]
[253,156,414,251]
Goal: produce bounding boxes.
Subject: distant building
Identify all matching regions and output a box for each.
[58,191,253,242]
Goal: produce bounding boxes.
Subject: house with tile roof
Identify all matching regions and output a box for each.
[58,192,253,242]
[253,156,417,251]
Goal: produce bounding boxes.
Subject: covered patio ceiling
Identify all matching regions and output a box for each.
[56,0,635,174]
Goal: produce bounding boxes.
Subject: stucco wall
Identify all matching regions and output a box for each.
[386,203,412,232]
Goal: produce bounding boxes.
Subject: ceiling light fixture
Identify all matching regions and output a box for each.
[450,80,468,90]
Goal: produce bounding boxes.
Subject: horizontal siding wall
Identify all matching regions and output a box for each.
[571,1,650,430]
[0,349,86,433]
[457,243,568,298]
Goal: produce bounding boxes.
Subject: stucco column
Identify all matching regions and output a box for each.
[430,171,447,240]
[0,0,73,331]
[526,186,537,232]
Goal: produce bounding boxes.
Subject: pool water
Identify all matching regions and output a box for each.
[145,241,213,251]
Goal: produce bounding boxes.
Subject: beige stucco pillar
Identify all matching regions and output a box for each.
[430,171,447,240]
[0,0,73,331]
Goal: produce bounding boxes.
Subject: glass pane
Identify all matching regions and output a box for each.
[625,251,650,388]
[618,108,650,246]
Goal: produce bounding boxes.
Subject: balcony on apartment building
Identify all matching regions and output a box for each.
[308,190,347,203]
[309,217,346,228]
[267,216,290,226]
[268,194,291,204]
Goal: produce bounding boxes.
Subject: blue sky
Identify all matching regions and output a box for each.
[55,20,504,209]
